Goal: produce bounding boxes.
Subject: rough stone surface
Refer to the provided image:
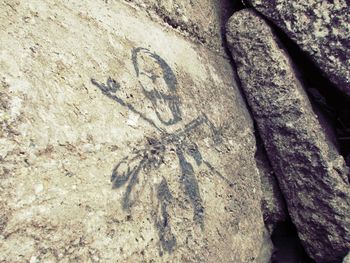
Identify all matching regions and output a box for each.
[0,1,271,262]
[247,0,350,97]
[255,142,287,233]
[124,0,239,53]
[226,9,350,263]
[344,252,350,263]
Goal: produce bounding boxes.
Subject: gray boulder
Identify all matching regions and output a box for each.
[255,142,287,233]
[247,0,350,97]
[226,9,350,263]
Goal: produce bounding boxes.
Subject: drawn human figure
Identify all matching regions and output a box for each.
[131,47,204,227]
[91,47,229,254]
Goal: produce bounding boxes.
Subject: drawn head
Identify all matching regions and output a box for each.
[132,47,182,126]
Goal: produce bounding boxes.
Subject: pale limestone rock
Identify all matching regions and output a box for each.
[123,0,239,53]
[0,1,270,262]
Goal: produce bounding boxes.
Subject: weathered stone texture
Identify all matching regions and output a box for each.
[0,1,269,262]
[247,0,350,97]
[343,252,350,263]
[226,9,350,263]
[255,144,287,233]
[123,0,238,53]
[344,252,350,263]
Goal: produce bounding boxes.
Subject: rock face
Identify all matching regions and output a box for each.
[0,1,270,262]
[226,9,350,263]
[344,252,350,263]
[125,0,238,53]
[247,0,350,97]
[255,143,287,233]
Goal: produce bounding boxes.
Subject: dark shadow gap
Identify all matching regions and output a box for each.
[271,221,315,263]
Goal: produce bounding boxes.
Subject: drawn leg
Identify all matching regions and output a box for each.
[176,147,204,229]
[155,178,177,254]
[110,154,146,210]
